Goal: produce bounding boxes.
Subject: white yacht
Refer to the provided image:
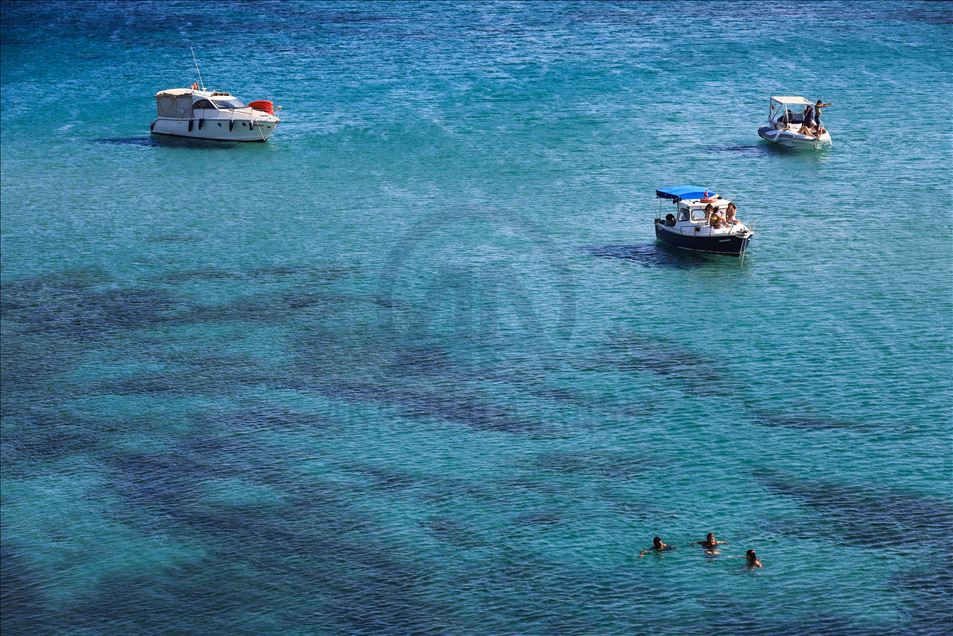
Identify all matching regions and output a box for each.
[757,96,831,150]
[151,88,280,142]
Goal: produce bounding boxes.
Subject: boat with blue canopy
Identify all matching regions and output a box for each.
[654,185,753,257]
[655,185,718,201]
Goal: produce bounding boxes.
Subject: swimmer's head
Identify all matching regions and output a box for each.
[706,532,715,542]
[746,550,757,561]
[653,536,662,549]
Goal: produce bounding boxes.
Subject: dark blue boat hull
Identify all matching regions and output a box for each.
[654,221,751,256]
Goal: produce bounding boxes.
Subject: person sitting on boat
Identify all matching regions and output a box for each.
[777,108,794,129]
[797,104,815,136]
[813,99,832,137]
[704,203,715,223]
[710,207,726,229]
[725,202,738,225]
[191,81,199,90]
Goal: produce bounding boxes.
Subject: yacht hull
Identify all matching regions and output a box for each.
[655,221,751,257]
[150,118,277,142]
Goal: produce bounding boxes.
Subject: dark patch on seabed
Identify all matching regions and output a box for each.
[422,518,487,548]
[593,329,724,393]
[697,596,880,636]
[744,403,867,431]
[753,468,953,548]
[1,276,187,338]
[148,233,202,243]
[62,503,450,633]
[0,413,104,468]
[891,568,953,635]
[532,450,660,481]
[148,264,355,285]
[598,329,876,432]
[0,546,50,635]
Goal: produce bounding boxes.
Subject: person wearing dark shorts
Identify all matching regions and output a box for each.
[814,99,832,137]
[798,104,815,135]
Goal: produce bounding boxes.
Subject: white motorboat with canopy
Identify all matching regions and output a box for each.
[653,185,754,257]
[151,88,280,142]
[757,96,831,150]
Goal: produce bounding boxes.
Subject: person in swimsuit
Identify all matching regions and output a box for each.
[704,203,715,223]
[697,532,729,554]
[725,202,738,225]
[798,104,815,135]
[745,549,763,568]
[639,536,675,557]
[813,99,832,137]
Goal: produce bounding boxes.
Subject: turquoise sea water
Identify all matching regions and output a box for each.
[2,1,952,633]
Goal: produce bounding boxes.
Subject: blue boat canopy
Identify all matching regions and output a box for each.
[656,185,717,201]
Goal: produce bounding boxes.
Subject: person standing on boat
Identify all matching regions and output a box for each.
[814,99,832,137]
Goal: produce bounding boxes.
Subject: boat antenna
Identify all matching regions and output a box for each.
[190,46,205,91]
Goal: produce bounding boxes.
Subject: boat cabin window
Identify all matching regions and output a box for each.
[193,99,216,110]
[212,97,244,109]
[690,208,710,222]
[677,209,690,222]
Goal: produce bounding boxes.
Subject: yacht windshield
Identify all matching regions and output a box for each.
[212,97,245,109]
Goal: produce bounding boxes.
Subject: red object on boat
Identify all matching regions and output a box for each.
[248,100,274,115]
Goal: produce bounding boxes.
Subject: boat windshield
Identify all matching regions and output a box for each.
[690,208,710,222]
[773,106,807,124]
[212,97,245,109]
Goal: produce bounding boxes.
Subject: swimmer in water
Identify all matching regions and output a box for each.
[745,549,763,568]
[697,532,729,554]
[639,536,675,558]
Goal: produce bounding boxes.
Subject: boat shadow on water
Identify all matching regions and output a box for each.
[90,136,270,150]
[586,243,750,269]
[707,142,831,162]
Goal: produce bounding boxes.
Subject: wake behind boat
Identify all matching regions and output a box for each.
[757,96,831,150]
[653,185,753,257]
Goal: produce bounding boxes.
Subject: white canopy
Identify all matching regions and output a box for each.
[771,95,812,105]
[155,88,195,118]
[155,88,193,97]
